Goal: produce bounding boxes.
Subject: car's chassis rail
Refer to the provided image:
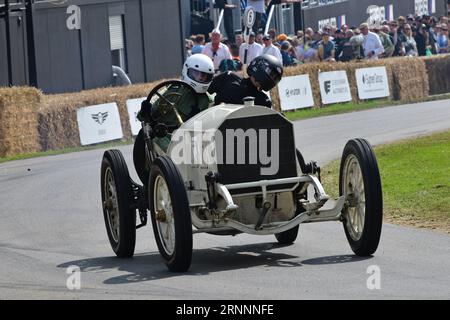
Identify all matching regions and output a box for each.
[191,174,346,235]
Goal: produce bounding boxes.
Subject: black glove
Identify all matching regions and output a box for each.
[137,99,153,123]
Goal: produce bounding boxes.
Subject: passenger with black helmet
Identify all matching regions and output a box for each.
[208,54,284,108]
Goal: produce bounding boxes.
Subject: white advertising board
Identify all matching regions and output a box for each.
[126,97,146,136]
[356,67,390,100]
[77,103,123,146]
[277,74,314,111]
[319,70,352,105]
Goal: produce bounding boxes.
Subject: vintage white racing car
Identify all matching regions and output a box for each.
[100,80,383,272]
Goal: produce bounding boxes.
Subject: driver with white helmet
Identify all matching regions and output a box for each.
[138,53,215,126]
[134,54,214,184]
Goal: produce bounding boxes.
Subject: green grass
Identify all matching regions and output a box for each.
[321,131,450,233]
[284,93,450,121]
[0,140,133,164]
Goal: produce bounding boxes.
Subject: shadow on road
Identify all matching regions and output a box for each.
[301,255,373,265]
[58,243,371,285]
[58,242,303,284]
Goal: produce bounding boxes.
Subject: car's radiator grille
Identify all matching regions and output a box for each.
[216,114,297,188]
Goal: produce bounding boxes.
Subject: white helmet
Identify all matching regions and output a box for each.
[181,54,214,93]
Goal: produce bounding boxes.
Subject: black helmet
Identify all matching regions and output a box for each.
[247,54,283,91]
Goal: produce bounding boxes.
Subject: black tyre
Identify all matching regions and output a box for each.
[133,129,150,185]
[275,151,307,245]
[149,156,193,272]
[275,224,299,245]
[339,139,383,256]
[101,150,136,258]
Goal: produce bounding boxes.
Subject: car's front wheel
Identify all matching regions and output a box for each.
[340,139,383,256]
[149,156,193,272]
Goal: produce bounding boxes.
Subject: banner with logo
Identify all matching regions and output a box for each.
[277,74,314,111]
[77,103,123,146]
[415,0,429,15]
[126,97,146,136]
[319,70,352,105]
[356,67,390,100]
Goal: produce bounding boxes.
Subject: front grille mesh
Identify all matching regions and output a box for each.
[216,114,297,189]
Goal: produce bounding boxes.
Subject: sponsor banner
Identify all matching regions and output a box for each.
[77,103,123,146]
[127,97,146,136]
[318,17,337,31]
[367,5,386,27]
[415,0,429,16]
[319,70,352,105]
[277,74,314,111]
[356,67,390,100]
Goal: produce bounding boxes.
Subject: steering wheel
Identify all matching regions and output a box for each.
[144,80,199,127]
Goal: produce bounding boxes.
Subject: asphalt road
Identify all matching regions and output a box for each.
[1,99,449,299]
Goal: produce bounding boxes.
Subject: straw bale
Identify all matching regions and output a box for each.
[0,87,41,157]
[422,54,450,95]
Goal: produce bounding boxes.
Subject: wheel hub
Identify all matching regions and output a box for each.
[156,209,167,222]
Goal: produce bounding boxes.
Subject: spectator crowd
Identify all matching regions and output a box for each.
[186,1,450,73]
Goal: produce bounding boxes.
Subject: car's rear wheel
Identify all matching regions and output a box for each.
[149,156,192,272]
[340,139,383,256]
[275,224,299,245]
[133,129,150,185]
[101,150,136,258]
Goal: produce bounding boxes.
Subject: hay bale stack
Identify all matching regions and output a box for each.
[422,54,450,95]
[0,87,42,157]
[38,82,160,151]
[385,57,429,101]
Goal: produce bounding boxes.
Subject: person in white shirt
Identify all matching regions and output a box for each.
[239,32,263,65]
[262,34,283,63]
[202,29,232,72]
[360,23,385,60]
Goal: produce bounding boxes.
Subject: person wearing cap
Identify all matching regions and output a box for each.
[389,20,407,56]
[359,23,384,60]
[262,34,283,62]
[374,25,394,57]
[239,31,263,65]
[422,15,439,54]
[438,23,449,53]
[202,29,232,72]
[318,31,336,62]
[280,41,297,66]
[414,23,430,56]
[277,33,288,44]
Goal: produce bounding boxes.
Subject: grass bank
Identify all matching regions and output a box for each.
[321,131,450,234]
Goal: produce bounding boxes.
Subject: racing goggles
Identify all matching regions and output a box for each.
[188,68,213,84]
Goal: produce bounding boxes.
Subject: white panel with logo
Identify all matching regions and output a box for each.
[356,67,390,100]
[77,103,123,146]
[126,97,146,136]
[278,74,314,111]
[319,70,352,105]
